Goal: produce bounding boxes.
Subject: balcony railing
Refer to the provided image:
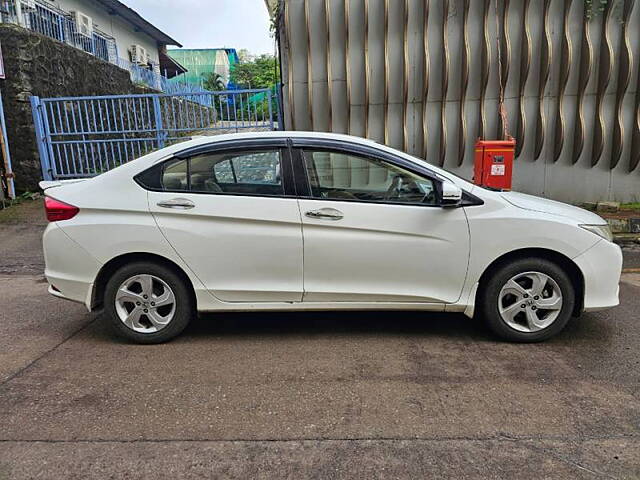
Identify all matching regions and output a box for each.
[118,57,213,97]
[0,0,210,96]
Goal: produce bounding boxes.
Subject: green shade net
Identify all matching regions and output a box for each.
[167,49,237,86]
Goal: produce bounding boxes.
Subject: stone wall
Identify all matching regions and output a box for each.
[0,24,152,191]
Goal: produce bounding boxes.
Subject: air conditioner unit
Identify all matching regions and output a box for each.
[71,11,93,37]
[131,44,148,65]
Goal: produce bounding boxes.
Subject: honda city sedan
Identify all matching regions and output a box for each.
[40,132,622,343]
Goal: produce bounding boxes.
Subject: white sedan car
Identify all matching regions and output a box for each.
[40,132,622,344]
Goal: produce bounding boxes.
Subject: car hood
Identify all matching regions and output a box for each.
[500,191,606,224]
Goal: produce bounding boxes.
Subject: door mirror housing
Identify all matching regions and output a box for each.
[441,181,463,207]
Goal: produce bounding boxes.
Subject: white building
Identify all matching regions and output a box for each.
[4,0,186,82]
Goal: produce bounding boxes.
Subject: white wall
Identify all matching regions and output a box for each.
[50,0,160,64]
[214,50,231,85]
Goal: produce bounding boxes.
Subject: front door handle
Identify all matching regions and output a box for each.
[157,198,195,210]
[305,208,344,220]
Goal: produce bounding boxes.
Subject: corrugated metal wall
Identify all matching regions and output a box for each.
[277,0,640,203]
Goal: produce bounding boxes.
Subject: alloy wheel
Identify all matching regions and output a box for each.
[114,274,176,333]
[498,271,563,333]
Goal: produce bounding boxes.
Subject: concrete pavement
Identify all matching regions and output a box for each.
[0,201,639,479]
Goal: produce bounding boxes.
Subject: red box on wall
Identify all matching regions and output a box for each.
[473,139,515,190]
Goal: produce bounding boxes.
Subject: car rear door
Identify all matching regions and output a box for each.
[292,141,470,304]
[145,140,303,303]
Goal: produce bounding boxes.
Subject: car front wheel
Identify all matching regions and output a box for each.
[103,262,194,344]
[479,258,576,342]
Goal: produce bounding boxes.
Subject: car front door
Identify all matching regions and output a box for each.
[294,144,470,304]
[146,143,303,303]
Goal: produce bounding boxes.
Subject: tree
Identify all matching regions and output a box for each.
[229,54,279,90]
[237,49,253,63]
[203,72,226,91]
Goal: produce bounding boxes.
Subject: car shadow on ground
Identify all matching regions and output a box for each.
[85,308,617,346]
[80,310,490,344]
[192,310,492,341]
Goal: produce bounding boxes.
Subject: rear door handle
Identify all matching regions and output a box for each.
[305,208,344,220]
[157,198,195,210]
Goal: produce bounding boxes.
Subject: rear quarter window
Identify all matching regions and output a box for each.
[134,162,163,190]
[135,159,189,191]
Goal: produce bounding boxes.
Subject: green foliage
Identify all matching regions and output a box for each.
[203,72,226,91]
[584,0,621,20]
[266,0,280,36]
[584,0,609,19]
[621,202,640,211]
[229,55,279,90]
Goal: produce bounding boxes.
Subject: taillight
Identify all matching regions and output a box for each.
[44,196,79,222]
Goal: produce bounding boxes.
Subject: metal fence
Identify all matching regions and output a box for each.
[117,58,215,98]
[31,89,278,180]
[0,88,15,199]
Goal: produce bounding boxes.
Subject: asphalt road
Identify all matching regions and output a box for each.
[0,202,639,479]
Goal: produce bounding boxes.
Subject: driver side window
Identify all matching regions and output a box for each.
[302,150,437,205]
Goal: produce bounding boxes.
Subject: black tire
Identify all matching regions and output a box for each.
[103,261,194,344]
[479,258,576,342]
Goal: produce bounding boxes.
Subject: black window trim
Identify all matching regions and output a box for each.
[173,138,288,159]
[134,136,483,206]
[289,138,483,208]
[135,140,297,198]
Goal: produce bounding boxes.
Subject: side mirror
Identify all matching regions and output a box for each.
[441,180,463,207]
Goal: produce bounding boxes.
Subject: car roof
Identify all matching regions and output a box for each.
[189,130,380,146]
[99,130,475,192]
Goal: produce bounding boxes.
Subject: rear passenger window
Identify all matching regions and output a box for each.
[149,149,284,197]
[190,150,283,195]
[228,151,281,185]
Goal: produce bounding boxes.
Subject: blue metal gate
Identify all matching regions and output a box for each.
[31,89,279,180]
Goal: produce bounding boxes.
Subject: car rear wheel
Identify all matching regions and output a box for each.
[479,258,576,342]
[104,262,194,344]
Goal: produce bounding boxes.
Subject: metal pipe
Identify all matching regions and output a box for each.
[345,0,352,134]
[402,0,409,152]
[364,0,370,138]
[285,1,295,129]
[383,0,389,144]
[325,0,333,132]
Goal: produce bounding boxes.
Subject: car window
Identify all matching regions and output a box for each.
[161,158,188,191]
[213,151,280,185]
[160,149,284,196]
[302,150,437,205]
[213,159,234,183]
